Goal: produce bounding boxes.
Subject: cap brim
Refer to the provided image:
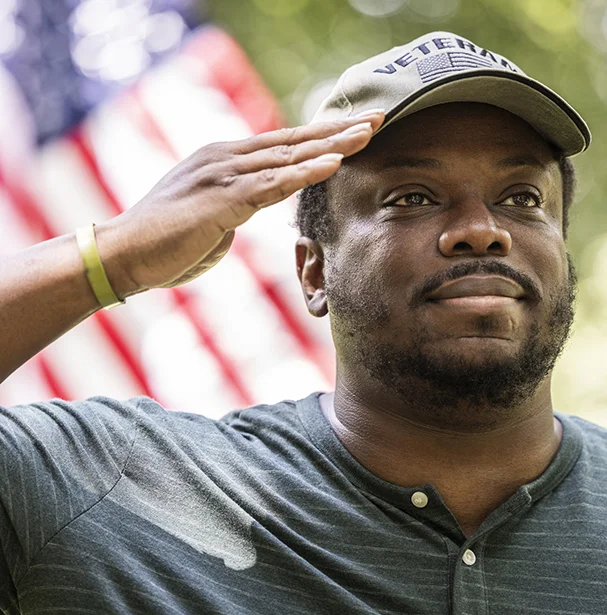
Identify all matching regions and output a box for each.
[380,71,591,157]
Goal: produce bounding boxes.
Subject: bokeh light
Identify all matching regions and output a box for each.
[348,0,406,17]
[70,0,186,83]
[402,0,460,22]
[0,0,24,56]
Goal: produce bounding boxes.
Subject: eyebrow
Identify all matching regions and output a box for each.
[380,157,445,170]
[380,155,548,171]
[494,155,549,171]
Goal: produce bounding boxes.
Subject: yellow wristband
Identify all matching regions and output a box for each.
[76,223,125,310]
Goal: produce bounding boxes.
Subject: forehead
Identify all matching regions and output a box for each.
[352,102,556,166]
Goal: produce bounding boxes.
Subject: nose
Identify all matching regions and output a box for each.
[438,199,512,257]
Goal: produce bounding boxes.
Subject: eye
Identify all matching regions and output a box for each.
[391,192,435,207]
[499,192,542,208]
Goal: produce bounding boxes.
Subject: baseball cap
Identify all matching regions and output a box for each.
[312,32,591,157]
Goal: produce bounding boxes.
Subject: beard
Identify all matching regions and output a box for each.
[325,255,578,430]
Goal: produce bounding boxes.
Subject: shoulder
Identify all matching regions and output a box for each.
[220,397,301,433]
[557,412,607,487]
[561,412,607,451]
[125,395,313,458]
[0,395,143,451]
[0,396,156,500]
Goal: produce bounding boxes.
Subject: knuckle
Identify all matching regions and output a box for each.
[193,167,213,185]
[220,174,238,189]
[243,196,261,211]
[276,126,298,142]
[275,185,289,201]
[260,168,277,184]
[267,184,289,203]
[274,144,294,164]
[326,132,342,145]
[212,171,237,189]
[232,136,257,155]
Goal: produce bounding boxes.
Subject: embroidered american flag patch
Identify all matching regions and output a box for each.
[417,52,494,83]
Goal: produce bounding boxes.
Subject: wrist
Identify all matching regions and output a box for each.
[92,217,147,300]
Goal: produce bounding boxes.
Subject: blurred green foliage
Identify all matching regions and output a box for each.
[206,0,607,422]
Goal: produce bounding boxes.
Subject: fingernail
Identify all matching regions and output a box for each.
[341,122,372,136]
[354,108,385,119]
[309,153,344,166]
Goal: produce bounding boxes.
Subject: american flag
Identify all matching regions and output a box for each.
[417,51,494,84]
[0,0,335,416]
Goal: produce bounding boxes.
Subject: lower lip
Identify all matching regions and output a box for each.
[429,296,519,309]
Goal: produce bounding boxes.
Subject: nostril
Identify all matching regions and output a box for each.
[438,227,512,257]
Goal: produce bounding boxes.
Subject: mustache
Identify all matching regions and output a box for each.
[412,260,542,306]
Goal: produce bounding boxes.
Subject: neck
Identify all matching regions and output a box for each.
[321,375,563,536]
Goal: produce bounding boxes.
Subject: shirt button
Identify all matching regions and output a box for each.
[411,491,428,508]
[462,549,476,566]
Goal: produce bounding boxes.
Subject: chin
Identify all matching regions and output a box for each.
[424,335,521,361]
[360,338,545,413]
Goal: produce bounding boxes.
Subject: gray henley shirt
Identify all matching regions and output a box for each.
[1,392,606,614]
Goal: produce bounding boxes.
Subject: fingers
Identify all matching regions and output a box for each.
[186,110,385,234]
[209,152,345,232]
[185,110,383,175]
[243,153,346,212]
[231,109,385,155]
[226,121,375,175]
[206,116,386,230]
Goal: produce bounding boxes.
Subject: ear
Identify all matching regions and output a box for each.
[295,237,328,317]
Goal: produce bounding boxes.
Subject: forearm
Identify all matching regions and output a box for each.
[0,220,136,384]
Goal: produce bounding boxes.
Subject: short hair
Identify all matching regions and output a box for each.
[295,154,576,243]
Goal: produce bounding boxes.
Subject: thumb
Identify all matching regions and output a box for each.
[201,230,236,269]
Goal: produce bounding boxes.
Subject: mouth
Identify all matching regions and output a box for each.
[428,296,521,317]
[425,275,526,303]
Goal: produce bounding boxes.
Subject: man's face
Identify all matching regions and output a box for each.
[323,102,576,427]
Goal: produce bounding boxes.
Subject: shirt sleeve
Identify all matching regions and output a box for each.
[0,396,141,611]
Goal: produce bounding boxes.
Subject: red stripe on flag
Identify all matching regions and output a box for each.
[38,355,71,400]
[68,129,124,218]
[232,238,334,378]
[185,28,283,134]
[0,166,54,241]
[172,287,254,406]
[94,310,156,398]
[130,85,181,159]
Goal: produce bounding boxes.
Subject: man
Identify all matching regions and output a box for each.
[0,31,604,615]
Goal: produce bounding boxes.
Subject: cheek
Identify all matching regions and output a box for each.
[521,228,568,301]
[332,250,382,302]
[335,233,425,328]
[337,228,398,291]
[340,219,437,303]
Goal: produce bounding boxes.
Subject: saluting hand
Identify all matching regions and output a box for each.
[101,110,384,296]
